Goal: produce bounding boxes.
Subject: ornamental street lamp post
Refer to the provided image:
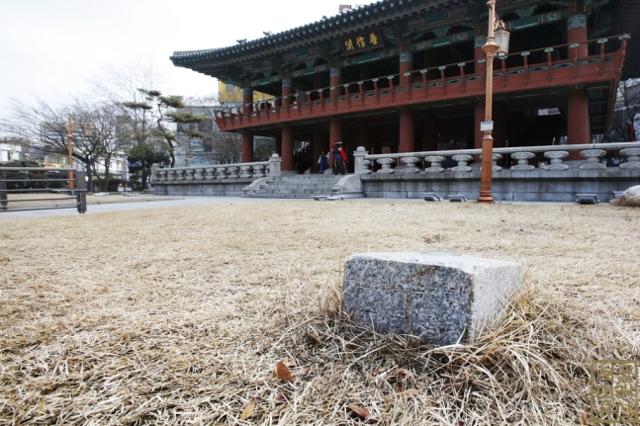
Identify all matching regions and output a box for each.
[479,0,509,203]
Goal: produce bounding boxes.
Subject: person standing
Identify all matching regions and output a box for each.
[333,142,347,175]
[317,150,328,174]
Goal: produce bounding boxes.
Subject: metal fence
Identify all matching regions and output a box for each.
[0,167,87,214]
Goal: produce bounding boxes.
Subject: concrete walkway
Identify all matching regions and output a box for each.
[0,196,275,220]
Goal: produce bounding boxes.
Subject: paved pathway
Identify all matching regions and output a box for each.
[0,197,275,220]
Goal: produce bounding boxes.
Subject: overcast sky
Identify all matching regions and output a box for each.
[0,0,349,114]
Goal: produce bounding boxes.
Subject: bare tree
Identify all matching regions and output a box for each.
[4,99,121,192]
[212,131,243,164]
[611,78,640,141]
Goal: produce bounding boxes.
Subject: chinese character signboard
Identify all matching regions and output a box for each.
[343,30,383,55]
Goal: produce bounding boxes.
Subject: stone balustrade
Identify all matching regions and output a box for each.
[355,142,640,175]
[151,155,281,183]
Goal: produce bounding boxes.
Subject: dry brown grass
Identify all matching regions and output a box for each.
[0,200,639,425]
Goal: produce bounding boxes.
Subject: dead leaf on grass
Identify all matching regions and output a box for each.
[347,403,370,420]
[275,362,293,382]
[240,397,257,420]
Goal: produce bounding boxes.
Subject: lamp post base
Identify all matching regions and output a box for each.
[477,192,495,203]
[478,134,495,203]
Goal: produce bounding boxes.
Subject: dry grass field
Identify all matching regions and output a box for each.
[0,200,639,425]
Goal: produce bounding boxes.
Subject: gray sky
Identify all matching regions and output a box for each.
[0,0,347,114]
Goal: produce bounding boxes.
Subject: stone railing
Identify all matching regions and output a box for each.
[151,154,282,183]
[354,142,640,175]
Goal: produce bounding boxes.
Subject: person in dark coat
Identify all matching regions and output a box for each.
[333,142,348,175]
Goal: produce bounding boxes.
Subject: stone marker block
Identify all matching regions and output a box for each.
[342,252,521,345]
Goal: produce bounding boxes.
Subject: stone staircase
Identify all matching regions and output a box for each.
[243,174,344,199]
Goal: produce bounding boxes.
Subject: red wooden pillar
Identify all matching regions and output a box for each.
[567,10,590,146]
[399,44,412,85]
[281,124,294,171]
[399,107,415,153]
[241,130,253,162]
[329,117,342,148]
[242,86,253,115]
[422,113,438,152]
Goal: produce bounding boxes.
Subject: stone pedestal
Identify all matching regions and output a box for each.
[343,252,521,345]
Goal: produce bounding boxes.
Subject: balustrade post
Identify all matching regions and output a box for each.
[400,156,421,174]
[215,167,227,180]
[545,47,554,81]
[597,38,607,75]
[193,167,203,180]
[420,69,428,97]
[204,167,215,180]
[252,164,266,178]
[226,166,239,179]
[269,153,282,177]
[438,66,446,94]
[511,152,536,171]
[372,78,380,104]
[319,89,325,112]
[579,149,606,170]
[239,165,252,178]
[358,81,365,106]
[543,151,570,171]
[451,154,473,172]
[424,155,445,173]
[521,51,530,85]
[353,146,368,175]
[458,63,466,92]
[569,43,580,79]
[344,84,351,108]
[376,157,395,174]
[619,148,640,169]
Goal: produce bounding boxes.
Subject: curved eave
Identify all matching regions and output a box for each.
[170,0,461,70]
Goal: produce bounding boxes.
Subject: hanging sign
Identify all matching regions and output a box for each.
[343,30,384,55]
[480,121,494,132]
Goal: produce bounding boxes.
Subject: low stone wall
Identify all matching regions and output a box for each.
[153,179,254,197]
[150,155,282,197]
[356,142,640,202]
[361,169,640,201]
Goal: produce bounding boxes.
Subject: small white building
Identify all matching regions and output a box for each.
[0,141,23,162]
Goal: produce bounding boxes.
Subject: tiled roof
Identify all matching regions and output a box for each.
[171,0,461,66]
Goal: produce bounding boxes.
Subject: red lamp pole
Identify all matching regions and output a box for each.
[478,0,500,203]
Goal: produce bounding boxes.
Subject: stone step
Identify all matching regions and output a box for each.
[243,174,346,199]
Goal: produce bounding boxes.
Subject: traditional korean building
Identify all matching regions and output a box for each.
[171,0,639,172]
